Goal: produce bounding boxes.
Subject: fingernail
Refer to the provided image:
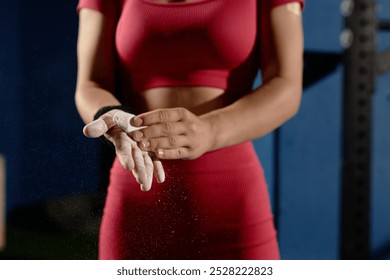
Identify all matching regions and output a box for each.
[132,131,143,140]
[157,173,165,183]
[142,141,150,148]
[84,121,105,138]
[132,117,143,127]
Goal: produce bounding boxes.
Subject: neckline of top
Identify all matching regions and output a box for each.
[140,0,217,7]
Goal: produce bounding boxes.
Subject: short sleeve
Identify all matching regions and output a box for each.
[258,0,304,72]
[77,0,120,21]
[270,0,304,10]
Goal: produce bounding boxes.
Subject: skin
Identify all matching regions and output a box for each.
[83,110,165,191]
[76,1,303,190]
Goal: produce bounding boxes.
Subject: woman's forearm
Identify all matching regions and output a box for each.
[201,4,303,152]
[75,83,121,124]
[202,76,302,151]
[76,9,119,124]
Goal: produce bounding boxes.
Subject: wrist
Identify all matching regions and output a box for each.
[94,105,134,120]
[201,112,222,153]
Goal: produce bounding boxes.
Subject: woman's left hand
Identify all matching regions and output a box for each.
[130,108,214,160]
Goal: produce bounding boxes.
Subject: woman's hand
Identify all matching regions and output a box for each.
[83,109,165,191]
[130,108,215,160]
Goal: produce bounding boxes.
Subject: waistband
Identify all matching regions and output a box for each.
[111,141,263,176]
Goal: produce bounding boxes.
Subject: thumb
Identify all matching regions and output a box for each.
[83,119,109,138]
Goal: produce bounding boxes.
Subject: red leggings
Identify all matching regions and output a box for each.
[99,142,280,259]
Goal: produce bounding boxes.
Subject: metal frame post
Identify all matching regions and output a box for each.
[340,0,377,260]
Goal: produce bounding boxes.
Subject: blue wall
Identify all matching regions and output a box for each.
[0,1,23,214]
[278,0,343,260]
[1,0,389,259]
[0,0,99,211]
[255,0,390,260]
[255,0,343,259]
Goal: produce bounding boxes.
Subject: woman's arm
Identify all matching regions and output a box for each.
[75,9,165,190]
[131,3,303,159]
[204,3,303,150]
[75,8,120,124]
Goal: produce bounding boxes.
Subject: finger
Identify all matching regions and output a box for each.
[131,122,187,141]
[83,110,117,138]
[140,135,188,151]
[152,155,165,183]
[156,148,192,160]
[140,152,153,192]
[132,108,186,127]
[132,143,147,185]
[83,119,109,138]
[110,131,135,170]
[111,110,139,134]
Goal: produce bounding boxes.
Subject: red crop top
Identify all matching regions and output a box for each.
[77,0,304,94]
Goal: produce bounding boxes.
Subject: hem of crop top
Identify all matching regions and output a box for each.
[132,69,229,92]
[141,0,304,9]
[141,0,218,7]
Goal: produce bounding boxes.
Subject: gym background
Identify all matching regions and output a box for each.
[0,0,389,260]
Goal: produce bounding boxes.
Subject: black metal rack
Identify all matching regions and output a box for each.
[340,0,390,260]
[274,0,390,260]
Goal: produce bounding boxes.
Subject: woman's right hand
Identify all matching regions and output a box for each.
[82,109,165,191]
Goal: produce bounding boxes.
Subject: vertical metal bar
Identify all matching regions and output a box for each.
[341,0,376,259]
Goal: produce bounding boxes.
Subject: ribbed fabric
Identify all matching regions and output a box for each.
[77,0,120,20]
[77,0,304,94]
[270,0,304,9]
[100,142,280,260]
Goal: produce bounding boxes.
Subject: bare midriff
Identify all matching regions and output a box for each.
[135,86,227,115]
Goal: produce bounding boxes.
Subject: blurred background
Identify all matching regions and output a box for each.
[0,0,389,260]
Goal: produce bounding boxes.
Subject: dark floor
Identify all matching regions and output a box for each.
[0,193,101,260]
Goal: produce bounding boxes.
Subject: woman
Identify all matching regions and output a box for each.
[75,0,304,259]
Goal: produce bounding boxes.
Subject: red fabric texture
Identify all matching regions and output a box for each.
[99,142,279,259]
[270,0,304,9]
[77,0,120,20]
[77,0,304,94]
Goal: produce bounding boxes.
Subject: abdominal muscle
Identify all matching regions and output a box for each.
[134,86,228,115]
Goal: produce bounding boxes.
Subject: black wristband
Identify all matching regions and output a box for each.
[93,105,134,120]
[93,105,135,148]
